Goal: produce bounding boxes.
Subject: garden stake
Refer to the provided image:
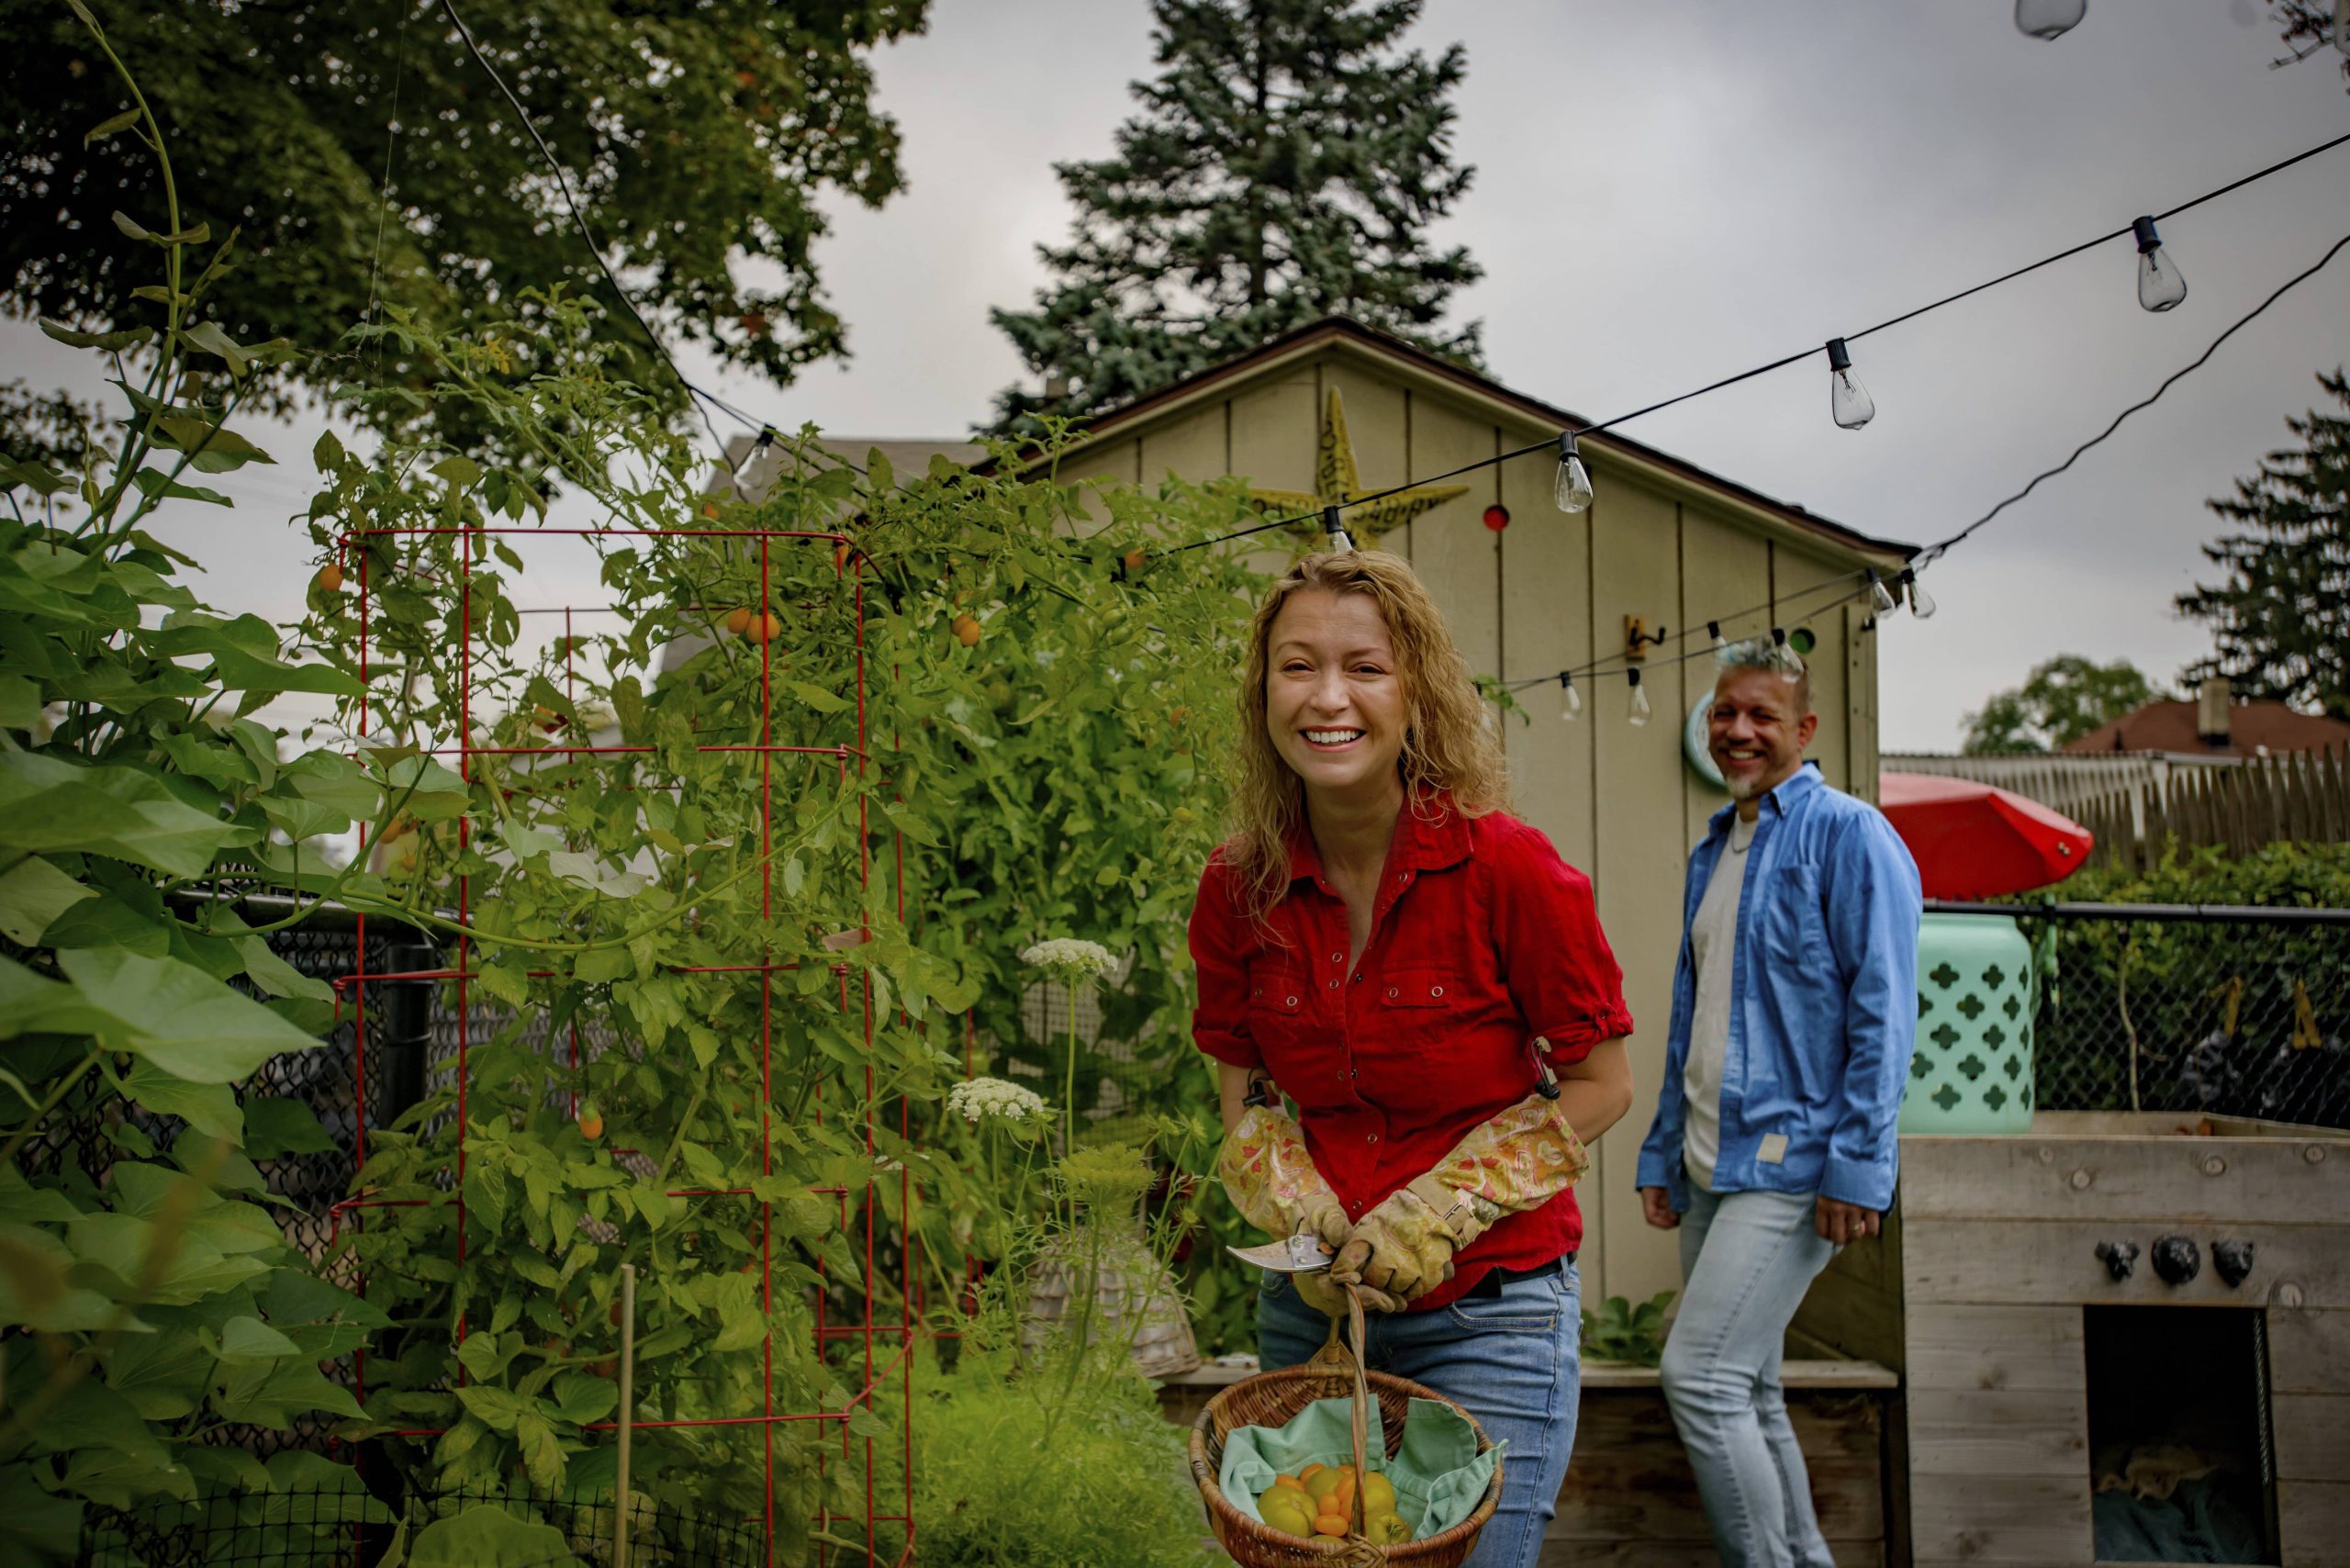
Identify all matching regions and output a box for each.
[615,1262,636,1568]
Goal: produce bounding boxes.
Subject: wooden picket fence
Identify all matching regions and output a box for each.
[2074,744,2350,870]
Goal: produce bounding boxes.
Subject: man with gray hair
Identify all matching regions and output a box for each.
[1635,640,1920,1568]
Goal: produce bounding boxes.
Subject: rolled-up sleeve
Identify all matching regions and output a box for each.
[1491,823,1635,1067]
[1188,857,1262,1072]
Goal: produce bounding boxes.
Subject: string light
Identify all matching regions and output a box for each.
[1627,667,1652,726]
[2015,0,2087,40]
[1553,432,1594,514]
[1321,505,1356,555]
[732,429,788,504]
[1900,566,1937,619]
[2132,217,2188,312]
[1826,338,1876,430]
[1560,673,1583,722]
[1863,568,1899,616]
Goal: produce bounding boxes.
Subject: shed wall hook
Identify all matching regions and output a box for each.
[2212,1238,2256,1287]
[2152,1234,2202,1285]
[2094,1238,2140,1281]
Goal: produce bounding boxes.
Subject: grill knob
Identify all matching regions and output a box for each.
[2152,1234,2202,1285]
[2212,1238,2256,1287]
[2094,1239,2140,1281]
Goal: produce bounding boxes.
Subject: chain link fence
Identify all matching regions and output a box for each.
[1988,902,2350,1130]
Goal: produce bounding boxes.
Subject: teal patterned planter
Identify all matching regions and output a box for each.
[1901,913,2034,1134]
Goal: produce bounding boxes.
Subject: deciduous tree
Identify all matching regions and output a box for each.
[1962,655,2168,754]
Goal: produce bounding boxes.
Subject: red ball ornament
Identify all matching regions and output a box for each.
[1482,504,1510,532]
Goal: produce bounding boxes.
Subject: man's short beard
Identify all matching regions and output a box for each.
[1722,770,1767,801]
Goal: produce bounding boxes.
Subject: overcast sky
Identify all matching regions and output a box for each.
[9,0,2347,751]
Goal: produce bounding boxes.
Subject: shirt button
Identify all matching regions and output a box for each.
[1329,952,1343,964]
[1385,987,1398,1000]
[1285,995,1299,1007]
[1366,1133,1379,1145]
[1326,979,1339,990]
[1430,985,1444,998]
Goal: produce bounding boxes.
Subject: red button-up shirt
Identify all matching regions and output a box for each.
[1190,796,1633,1311]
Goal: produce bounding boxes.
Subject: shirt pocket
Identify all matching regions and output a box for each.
[1759,864,1828,969]
[1247,960,1307,1020]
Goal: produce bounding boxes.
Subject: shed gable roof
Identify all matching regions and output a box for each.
[1018,315,1914,565]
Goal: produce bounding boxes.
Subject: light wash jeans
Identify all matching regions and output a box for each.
[1258,1262,1581,1568]
[1660,1186,1840,1568]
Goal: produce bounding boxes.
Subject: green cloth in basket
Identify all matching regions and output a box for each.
[1217,1394,1505,1542]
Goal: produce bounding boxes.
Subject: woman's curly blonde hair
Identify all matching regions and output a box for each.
[1225,550,1511,924]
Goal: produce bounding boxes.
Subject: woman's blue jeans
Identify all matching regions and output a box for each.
[1257,1262,1582,1568]
[1659,1186,1840,1568]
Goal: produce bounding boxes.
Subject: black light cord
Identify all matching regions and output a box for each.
[1502,218,2350,698]
[437,0,736,470]
[1164,129,2350,557]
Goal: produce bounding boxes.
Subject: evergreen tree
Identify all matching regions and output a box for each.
[987,0,1482,435]
[2177,370,2350,721]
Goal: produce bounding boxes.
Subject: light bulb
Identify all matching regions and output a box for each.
[1561,675,1583,722]
[1627,669,1651,726]
[2132,217,2188,312]
[1322,505,1356,555]
[1825,338,1875,430]
[733,431,787,504]
[1903,568,1937,619]
[2015,0,2087,39]
[1865,569,1899,616]
[1553,432,1594,513]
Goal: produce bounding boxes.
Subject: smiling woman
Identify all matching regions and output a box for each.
[1191,549,1638,1566]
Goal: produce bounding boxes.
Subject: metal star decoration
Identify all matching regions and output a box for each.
[1247,388,1468,549]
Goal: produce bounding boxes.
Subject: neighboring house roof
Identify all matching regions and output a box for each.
[1002,314,1915,566]
[2064,700,2350,757]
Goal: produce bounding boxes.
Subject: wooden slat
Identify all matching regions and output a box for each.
[2281,1481,2350,1568]
[1905,1387,2087,1476]
[2269,1307,2350,1394]
[2273,1393,2350,1481]
[1581,1359,1898,1391]
[1675,505,1764,847]
[1792,1252,1907,1372]
[1907,1472,2088,1563]
[1902,1217,2350,1308]
[1903,1303,2083,1393]
[1897,1132,2350,1225]
[1552,1389,1885,1542]
[1318,358,1410,555]
[1539,1544,1882,1568]
[1226,369,1317,497]
[1401,392,1500,675]
[1586,473,1696,1307]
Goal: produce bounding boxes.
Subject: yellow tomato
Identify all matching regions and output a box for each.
[1364,1511,1411,1545]
[1361,1472,1395,1516]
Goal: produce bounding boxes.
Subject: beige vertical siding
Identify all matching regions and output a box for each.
[1041,346,1883,1307]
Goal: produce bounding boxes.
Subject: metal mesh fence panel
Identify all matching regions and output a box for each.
[78,1477,766,1568]
[2015,906,2350,1129]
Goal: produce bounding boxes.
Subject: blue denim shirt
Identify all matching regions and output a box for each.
[1636,764,1922,1214]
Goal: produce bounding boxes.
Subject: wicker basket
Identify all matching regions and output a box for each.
[1187,1288,1502,1567]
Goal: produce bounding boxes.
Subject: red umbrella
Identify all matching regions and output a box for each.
[1877,772,2095,900]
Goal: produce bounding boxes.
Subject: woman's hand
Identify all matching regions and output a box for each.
[1328,1187,1458,1304]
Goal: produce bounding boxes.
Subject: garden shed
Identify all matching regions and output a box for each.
[1024,315,1916,1308]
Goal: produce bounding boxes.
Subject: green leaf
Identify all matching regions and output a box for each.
[50,948,326,1082]
[42,891,173,958]
[241,1097,334,1159]
[235,935,334,1002]
[123,1060,243,1141]
[129,465,232,509]
[575,946,632,985]
[0,855,96,945]
[110,209,155,243]
[432,454,483,489]
[453,1383,528,1434]
[262,1265,391,1332]
[410,1505,581,1568]
[182,320,250,375]
[0,673,36,732]
[101,1327,211,1420]
[0,745,245,878]
[0,1464,82,1559]
[551,1371,617,1426]
[216,1314,300,1361]
[384,754,470,821]
[84,107,140,145]
[148,415,274,473]
[38,317,151,352]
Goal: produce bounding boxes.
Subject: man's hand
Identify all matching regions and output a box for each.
[1814,1196,1882,1245]
[1639,1186,1679,1230]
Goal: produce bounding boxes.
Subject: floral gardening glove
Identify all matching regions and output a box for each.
[1215,1101,1352,1253]
[1331,1092,1592,1304]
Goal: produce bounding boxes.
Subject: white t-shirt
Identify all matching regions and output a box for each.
[1682,812,1758,1191]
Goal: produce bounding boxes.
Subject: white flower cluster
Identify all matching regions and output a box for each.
[1019,936,1117,982]
[946,1075,1049,1126]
